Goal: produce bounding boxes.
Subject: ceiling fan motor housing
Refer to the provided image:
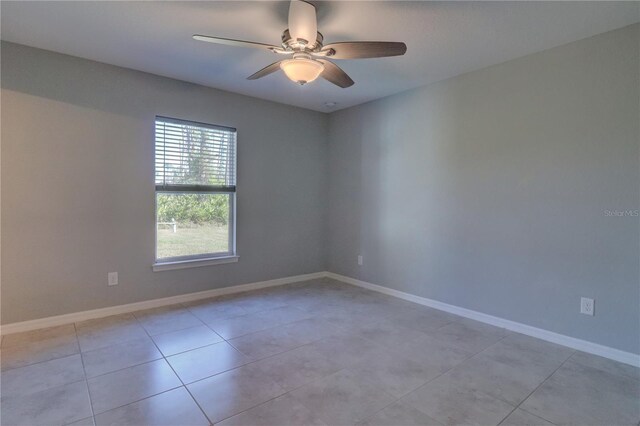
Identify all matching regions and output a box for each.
[282,29,324,52]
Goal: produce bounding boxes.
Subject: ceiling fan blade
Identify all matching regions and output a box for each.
[247,61,284,80]
[288,0,317,46]
[193,35,279,51]
[319,42,407,59]
[318,60,354,88]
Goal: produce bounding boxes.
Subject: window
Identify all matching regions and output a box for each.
[154,116,237,268]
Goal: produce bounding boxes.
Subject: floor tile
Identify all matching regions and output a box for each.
[218,393,327,426]
[499,408,553,426]
[314,305,375,329]
[308,333,387,369]
[226,293,291,315]
[187,362,286,423]
[483,334,574,370]
[76,315,149,353]
[207,309,284,339]
[207,305,311,340]
[570,350,640,381]
[350,346,444,398]
[1,354,85,399]
[249,292,299,309]
[289,294,341,312]
[425,319,508,354]
[229,327,308,360]
[185,297,250,323]
[289,369,396,425]
[94,387,209,426]
[520,360,640,425]
[444,354,552,406]
[229,318,338,360]
[249,343,343,391]
[1,333,80,371]
[400,373,515,426]
[1,380,92,426]
[75,313,139,332]
[257,305,313,323]
[81,337,162,378]
[133,305,204,335]
[344,319,430,349]
[386,308,458,333]
[66,417,96,426]
[151,324,223,356]
[1,324,77,348]
[87,359,182,414]
[166,340,251,384]
[286,317,343,337]
[358,400,443,426]
[385,334,473,380]
[348,299,414,321]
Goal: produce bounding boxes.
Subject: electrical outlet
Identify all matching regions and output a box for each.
[108,272,118,286]
[580,297,594,316]
[357,255,363,266]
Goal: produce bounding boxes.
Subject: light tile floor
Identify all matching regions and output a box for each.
[1,278,638,426]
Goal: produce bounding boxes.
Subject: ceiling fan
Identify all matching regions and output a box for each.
[193,0,407,88]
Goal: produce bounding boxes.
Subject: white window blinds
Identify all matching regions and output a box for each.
[155,117,237,192]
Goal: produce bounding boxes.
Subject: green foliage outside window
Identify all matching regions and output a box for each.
[157,193,229,225]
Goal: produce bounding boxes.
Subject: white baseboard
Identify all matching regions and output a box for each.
[325,272,640,368]
[0,272,325,335]
[3,270,638,368]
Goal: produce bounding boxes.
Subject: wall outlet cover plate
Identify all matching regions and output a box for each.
[580,297,594,316]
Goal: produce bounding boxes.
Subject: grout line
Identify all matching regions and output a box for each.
[0,345,81,373]
[140,311,214,425]
[183,324,346,388]
[182,384,214,425]
[207,384,289,424]
[429,326,574,425]
[90,386,191,422]
[85,363,184,416]
[151,301,338,424]
[75,310,351,423]
[566,351,640,383]
[73,323,96,425]
[205,366,356,425]
[496,352,575,426]
[348,324,515,424]
[80,313,213,424]
[80,353,164,380]
[359,396,447,426]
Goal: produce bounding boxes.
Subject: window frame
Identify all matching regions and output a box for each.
[152,116,238,270]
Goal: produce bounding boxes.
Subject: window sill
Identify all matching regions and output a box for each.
[152,255,239,272]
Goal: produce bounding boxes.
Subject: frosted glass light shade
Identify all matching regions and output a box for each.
[280,58,324,85]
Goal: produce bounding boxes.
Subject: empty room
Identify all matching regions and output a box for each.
[1,1,638,425]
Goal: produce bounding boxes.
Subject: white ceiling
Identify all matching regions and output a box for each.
[2,1,638,112]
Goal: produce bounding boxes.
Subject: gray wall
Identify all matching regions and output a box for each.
[1,42,328,324]
[327,24,640,354]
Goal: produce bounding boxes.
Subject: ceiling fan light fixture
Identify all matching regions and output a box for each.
[280,57,324,85]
